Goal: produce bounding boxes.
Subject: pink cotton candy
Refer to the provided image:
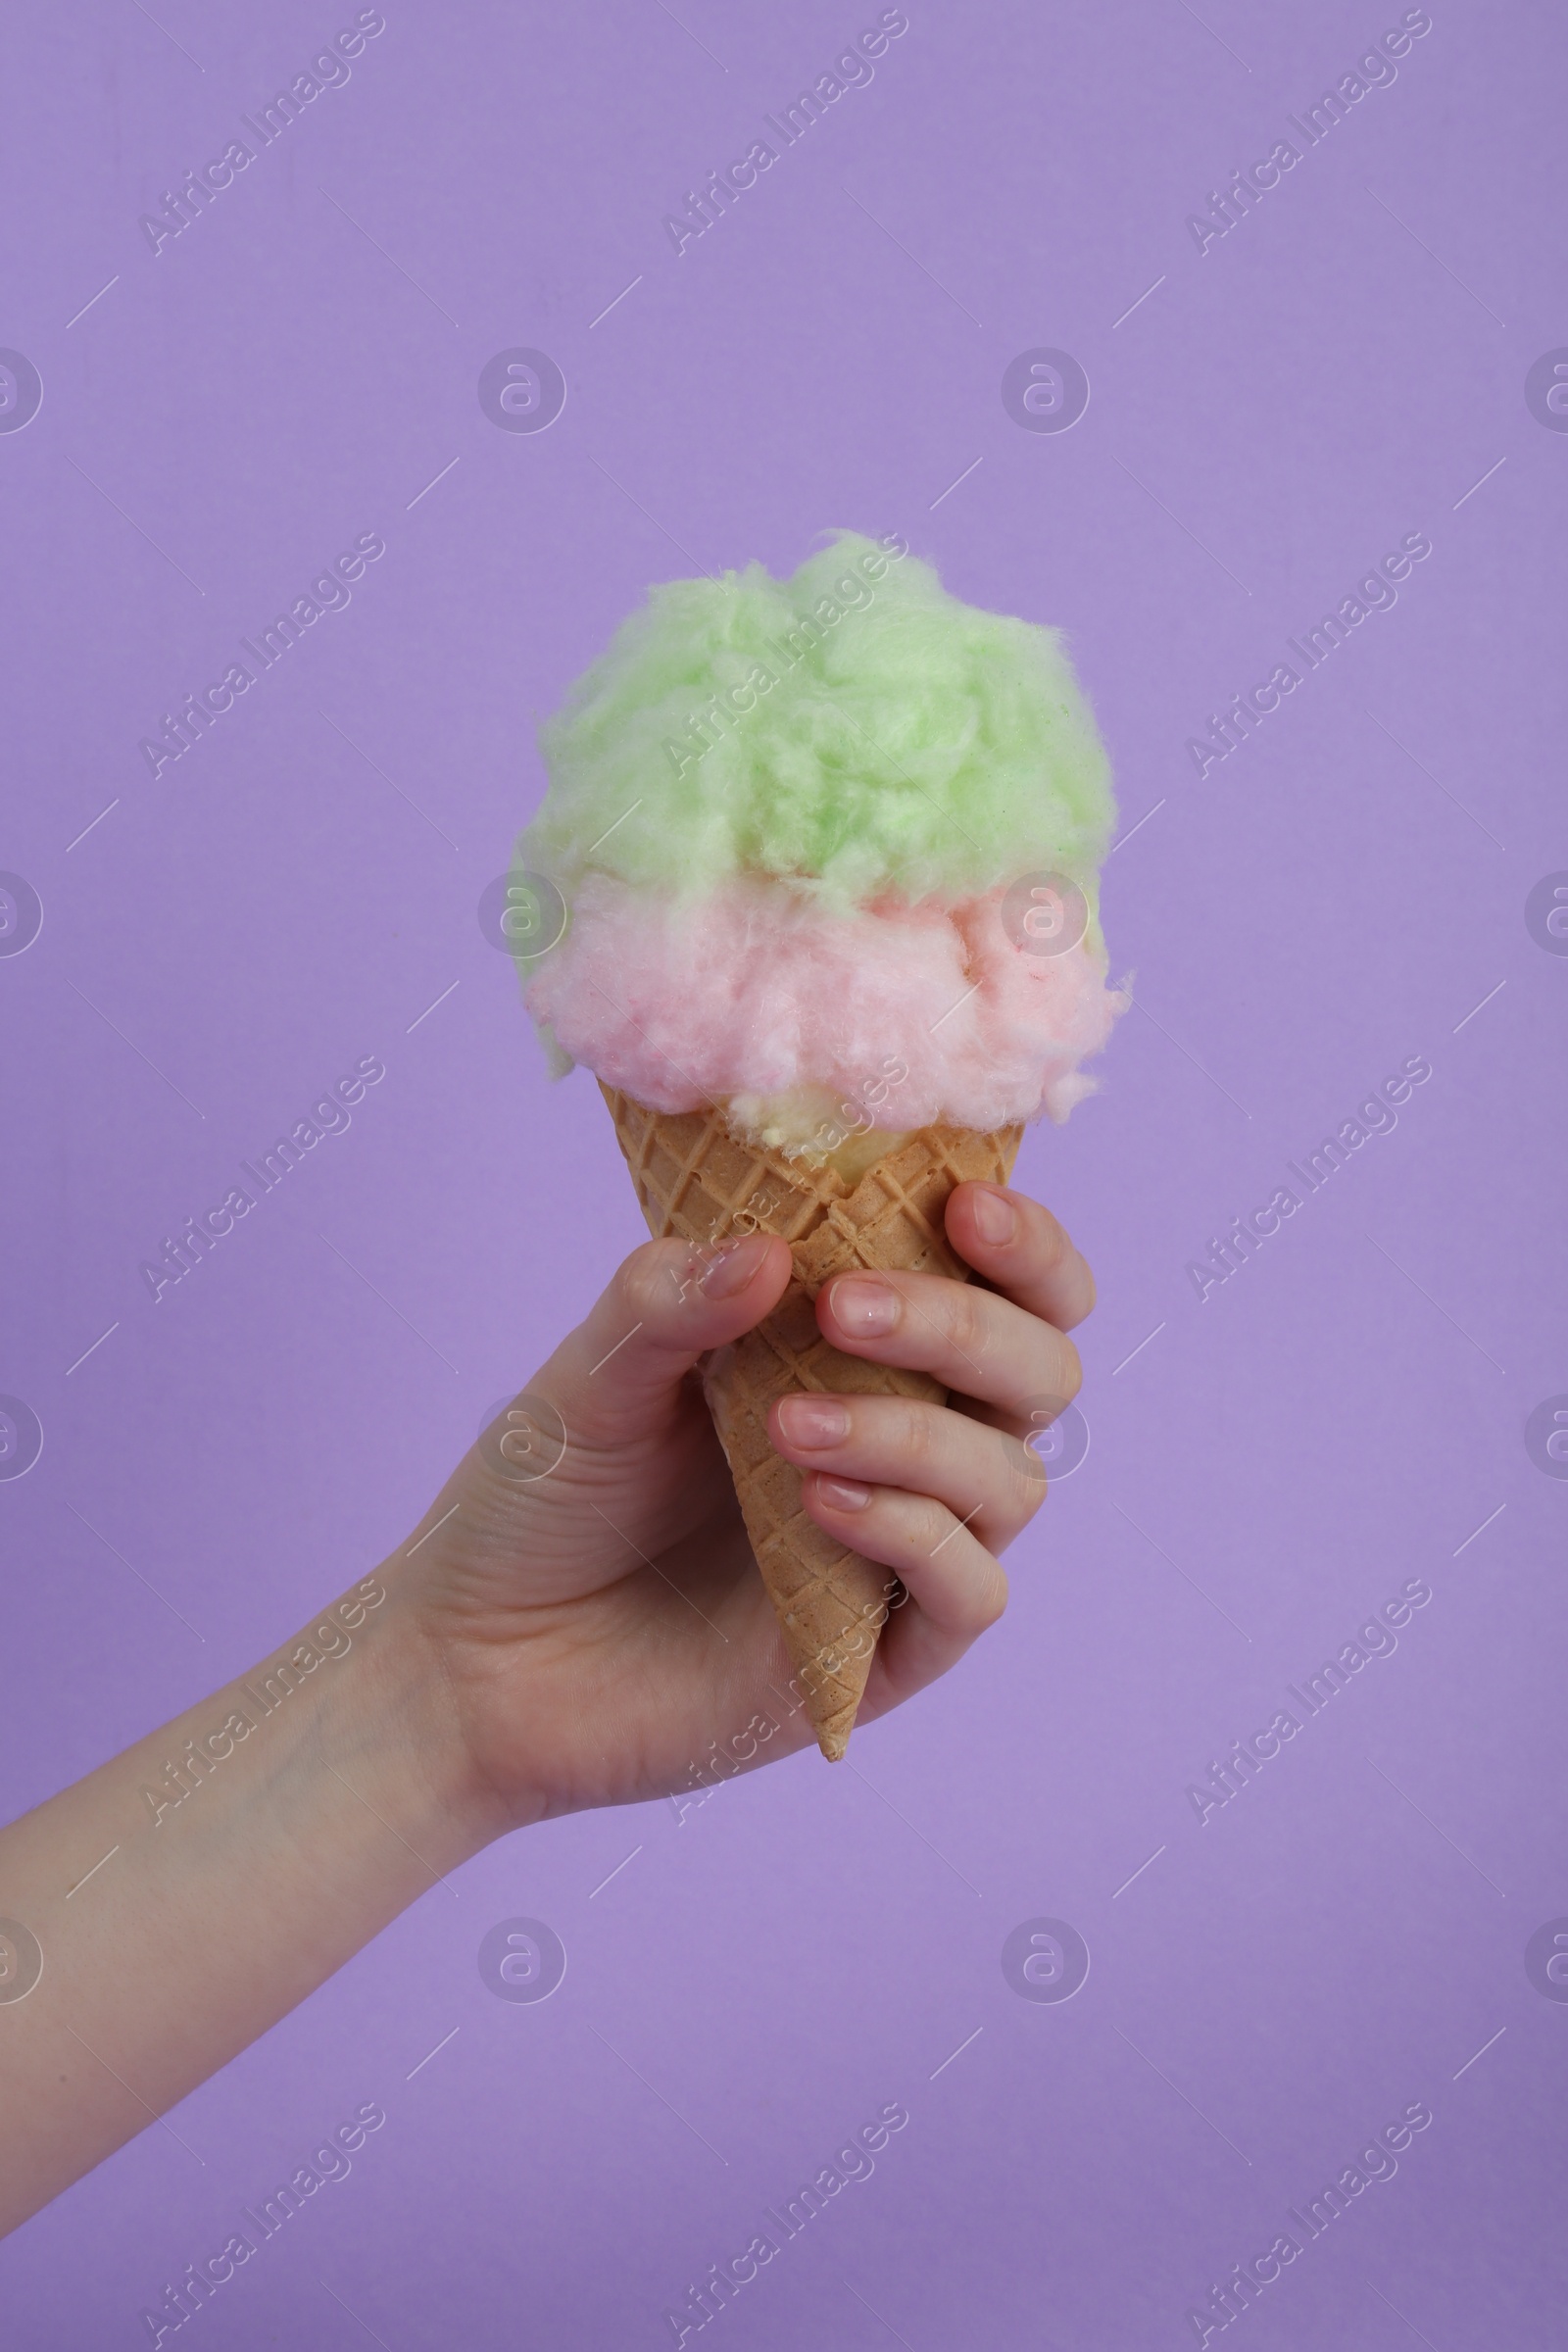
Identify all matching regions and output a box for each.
[525,875,1126,1132]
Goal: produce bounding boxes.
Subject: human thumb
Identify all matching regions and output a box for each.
[516,1233,792,1456]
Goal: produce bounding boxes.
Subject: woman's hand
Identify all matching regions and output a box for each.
[0,1178,1095,2236]
[395,1181,1096,1833]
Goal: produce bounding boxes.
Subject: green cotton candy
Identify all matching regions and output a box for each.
[519,531,1116,909]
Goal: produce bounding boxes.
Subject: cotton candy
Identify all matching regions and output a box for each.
[525,874,1125,1141]
[518,532,1115,913]
[516,534,1122,1146]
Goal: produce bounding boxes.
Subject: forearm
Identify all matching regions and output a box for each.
[0,1568,491,2236]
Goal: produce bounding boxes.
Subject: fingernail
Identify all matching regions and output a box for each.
[830,1276,900,1336]
[971,1185,1018,1246]
[777,1395,851,1448]
[700,1234,771,1298]
[815,1474,871,1512]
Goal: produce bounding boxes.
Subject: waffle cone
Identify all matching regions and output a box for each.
[600,1085,1022,1760]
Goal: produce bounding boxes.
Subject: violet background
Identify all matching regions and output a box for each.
[2,1,1565,2344]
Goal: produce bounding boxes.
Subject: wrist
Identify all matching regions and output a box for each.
[347,1571,515,1869]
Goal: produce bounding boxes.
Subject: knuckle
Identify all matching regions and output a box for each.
[1033,1205,1071,1273]
[1031,1206,1095,1319]
[947,1284,988,1363]
[893,1491,947,1556]
[1002,1431,1046,1502]
[976,1562,1008,1629]
[891,1398,940,1476]
[918,1496,956,1555]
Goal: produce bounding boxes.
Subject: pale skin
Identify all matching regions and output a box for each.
[0,1180,1094,2237]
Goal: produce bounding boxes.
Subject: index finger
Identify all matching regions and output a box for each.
[943,1183,1097,1333]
